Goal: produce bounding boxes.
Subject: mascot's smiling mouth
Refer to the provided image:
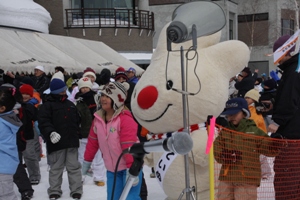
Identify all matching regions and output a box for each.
[139,104,173,122]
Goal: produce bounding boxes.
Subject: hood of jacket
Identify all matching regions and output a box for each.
[0,111,22,132]
[95,105,131,121]
[227,118,258,133]
[43,93,68,103]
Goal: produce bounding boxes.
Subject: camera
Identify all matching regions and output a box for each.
[255,101,271,113]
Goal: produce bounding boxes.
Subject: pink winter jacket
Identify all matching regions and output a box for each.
[84,107,138,172]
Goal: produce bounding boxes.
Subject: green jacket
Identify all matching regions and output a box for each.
[214,118,278,186]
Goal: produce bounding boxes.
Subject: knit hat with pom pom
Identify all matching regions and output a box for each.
[100,81,130,110]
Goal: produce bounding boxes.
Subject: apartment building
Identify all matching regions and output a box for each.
[149,0,300,74]
[237,0,299,74]
[33,0,298,73]
[33,0,154,68]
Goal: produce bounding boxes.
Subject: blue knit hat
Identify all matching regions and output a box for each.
[126,67,136,74]
[50,78,67,94]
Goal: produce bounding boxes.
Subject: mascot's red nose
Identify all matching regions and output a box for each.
[137,86,158,109]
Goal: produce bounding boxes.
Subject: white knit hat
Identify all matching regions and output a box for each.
[100,82,130,110]
[245,89,260,102]
[51,71,64,81]
[83,71,96,79]
[35,65,45,72]
[78,77,93,90]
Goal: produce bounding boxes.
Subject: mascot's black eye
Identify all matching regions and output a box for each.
[166,80,173,90]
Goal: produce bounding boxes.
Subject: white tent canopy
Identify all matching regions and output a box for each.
[0,28,143,75]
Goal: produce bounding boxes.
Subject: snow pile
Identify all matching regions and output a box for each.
[0,0,52,33]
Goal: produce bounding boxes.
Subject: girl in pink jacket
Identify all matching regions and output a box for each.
[82,81,142,200]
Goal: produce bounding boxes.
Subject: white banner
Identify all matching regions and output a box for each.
[273,29,300,64]
[153,123,206,188]
[155,152,178,188]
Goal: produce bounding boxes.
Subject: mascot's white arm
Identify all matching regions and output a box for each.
[144,152,154,167]
[189,130,209,167]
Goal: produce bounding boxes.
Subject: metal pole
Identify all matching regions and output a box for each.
[119,176,136,200]
[180,46,188,129]
[119,153,144,200]
[180,46,192,200]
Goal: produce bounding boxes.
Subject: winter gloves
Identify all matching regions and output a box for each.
[82,161,92,177]
[270,133,286,151]
[221,149,242,164]
[50,132,61,144]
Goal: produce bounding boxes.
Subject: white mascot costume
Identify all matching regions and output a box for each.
[131,21,250,199]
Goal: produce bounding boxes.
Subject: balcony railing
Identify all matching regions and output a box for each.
[65,8,154,30]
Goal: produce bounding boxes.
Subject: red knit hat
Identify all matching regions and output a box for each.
[19,84,34,97]
[83,67,96,74]
[115,67,128,81]
[116,67,126,73]
[83,67,96,79]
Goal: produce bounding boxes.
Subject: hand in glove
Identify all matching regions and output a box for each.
[221,149,242,164]
[270,133,283,139]
[50,132,61,144]
[270,133,285,151]
[126,169,139,187]
[82,161,92,177]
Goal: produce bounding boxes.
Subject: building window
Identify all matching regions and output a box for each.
[229,19,234,40]
[281,19,294,36]
[238,13,269,23]
[71,0,133,9]
[248,61,269,77]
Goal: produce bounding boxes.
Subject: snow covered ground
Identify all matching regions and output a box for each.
[13,147,276,200]
[14,148,167,200]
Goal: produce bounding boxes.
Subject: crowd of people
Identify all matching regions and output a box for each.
[0,65,147,200]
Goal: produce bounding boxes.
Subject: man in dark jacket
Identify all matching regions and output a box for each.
[269,34,300,200]
[234,67,257,97]
[6,65,50,96]
[31,66,50,96]
[38,78,82,200]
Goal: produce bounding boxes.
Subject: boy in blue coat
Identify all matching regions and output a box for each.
[0,87,23,200]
